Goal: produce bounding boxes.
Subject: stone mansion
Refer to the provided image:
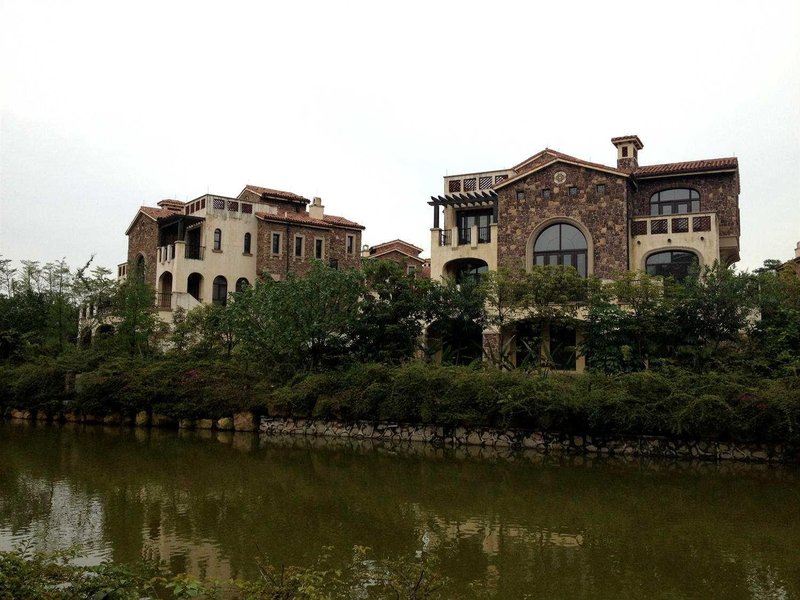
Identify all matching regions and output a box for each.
[120,185,364,319]
[427,135,740,370]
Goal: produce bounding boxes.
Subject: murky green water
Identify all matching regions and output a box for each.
[1,421,798,599]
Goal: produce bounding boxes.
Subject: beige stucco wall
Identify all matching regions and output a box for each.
[628,213,720,272]
[429,224,498,281]
[155,200,259,313]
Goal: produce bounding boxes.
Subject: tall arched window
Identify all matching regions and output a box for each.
[650,189,700,215]
[645,250,698,282]
[533,223,588,277]
[134,254,146,282]
[243,232,251,254]
[213,229,222,251]
[212,275,228,305]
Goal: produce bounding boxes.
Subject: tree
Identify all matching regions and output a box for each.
[353,260,427,364]
[113,273,164,357]
[669,262,756,370]
[423,276,487,365]
[235,262,365,372]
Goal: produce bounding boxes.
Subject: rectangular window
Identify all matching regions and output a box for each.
[596,184,606,194]
[315,238,324,259]
[346,235,354,255]
[294,236,303,257]
[568,186,578,196]
[542,188,552,199]
[516,190,525,201]
[271,232,281,255]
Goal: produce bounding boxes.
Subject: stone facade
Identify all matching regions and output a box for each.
[126,214,159,288]
[496,163,629,278]
[256,220,362,279]
[631,171,741,239]
[427,136,742,370]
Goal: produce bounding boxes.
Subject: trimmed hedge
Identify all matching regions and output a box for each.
[1,359,798,444]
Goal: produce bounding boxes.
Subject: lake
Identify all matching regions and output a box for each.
[0,420,798,599]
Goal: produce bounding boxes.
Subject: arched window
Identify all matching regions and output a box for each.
[235,277,250,292]
[134,254,146,282]
[650,189,700,215]
[243,232,251,254]
[187,273,203,301]
[645,250,698,282]
[212,275,228,306]
[447,259,488,285]
[213,229,222,251]
[533,223,588,277]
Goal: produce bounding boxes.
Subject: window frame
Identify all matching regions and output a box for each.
[314,238,324,260]
[243,232,252,254]
[532,222,588,278]
[645,250,699,282]
[213,229,222,251]
[649,188,701,216]
[271,232,282,256]
[212,275,228,306]
[294,235,304,257]
[346,234,354,255]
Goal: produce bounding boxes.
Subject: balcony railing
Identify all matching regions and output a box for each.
[458,228,471,245]
[477,225,491,244]
[185,244,204,260]
[439,230,451,247]
[631,213,715,236]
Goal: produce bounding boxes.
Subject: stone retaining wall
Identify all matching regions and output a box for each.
[3,409,796,463]
[259,417,798,464]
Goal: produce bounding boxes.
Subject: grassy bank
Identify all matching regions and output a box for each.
[1,358,798,445]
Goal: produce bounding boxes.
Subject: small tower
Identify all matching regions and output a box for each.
[611,135,644,171]
[309,196,325,220]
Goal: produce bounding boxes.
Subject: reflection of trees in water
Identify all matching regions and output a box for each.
[1,421,799,599]
[0,475,107,562]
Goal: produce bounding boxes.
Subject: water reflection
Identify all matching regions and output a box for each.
[0,420,798,599]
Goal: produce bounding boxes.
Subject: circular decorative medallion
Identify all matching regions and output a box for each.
[554,171,567,184]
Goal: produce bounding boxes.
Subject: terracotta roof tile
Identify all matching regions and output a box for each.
[140,206,181,219]
[243,184,310,204]
[256,210,365,230]
[370,239,424,254]
[634,157,738,177]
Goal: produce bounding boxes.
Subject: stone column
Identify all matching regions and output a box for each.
[482,327,501,366]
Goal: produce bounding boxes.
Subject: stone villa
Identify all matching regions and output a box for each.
[427,135,741,370]
[120,185,364,320]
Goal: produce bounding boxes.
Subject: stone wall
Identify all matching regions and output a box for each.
[259,417,797,464]
[496,163,629,278]
[631,171,740,239]
[127,214,159,288]
[256,220,362,279]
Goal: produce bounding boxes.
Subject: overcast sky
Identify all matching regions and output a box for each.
[1,0,798,274]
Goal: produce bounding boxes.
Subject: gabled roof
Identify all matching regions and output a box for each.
[239,184,310,204]
[256,210,365,230]
[369,248,426,263]
[125,206,183,235]
[492,148,626,192]
[633,157,738,177]
[370,239,424,254]
[511,148,626,176]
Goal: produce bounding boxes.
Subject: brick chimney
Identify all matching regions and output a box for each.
[309,196,324,220]
[611,135,643,171]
